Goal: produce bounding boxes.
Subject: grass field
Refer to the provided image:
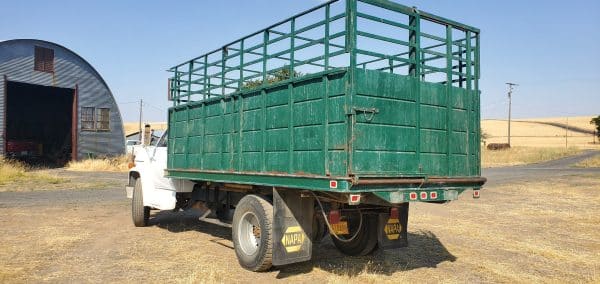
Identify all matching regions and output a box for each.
[482,116,599,149]
[520,116,596,131]
[123,122,167,136]
[481,146,581,168]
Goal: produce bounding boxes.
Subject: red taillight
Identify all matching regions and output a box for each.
[409,192,417,200]
[349,194,361,205]
[473,189,480,198]
[329,180,338,189]
[430,192,438,199]
[328,210,340,224]
[390,207,399,219]
[420,192,428,200]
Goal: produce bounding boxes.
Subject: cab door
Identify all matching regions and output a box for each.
[148,131,172,191]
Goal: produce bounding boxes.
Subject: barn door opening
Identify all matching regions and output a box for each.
[5,81,74,166]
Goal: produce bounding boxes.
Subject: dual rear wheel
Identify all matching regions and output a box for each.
[231,196,379,272]
[330,212,379,256]
[132,187,379,271]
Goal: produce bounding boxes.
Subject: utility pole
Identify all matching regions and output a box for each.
[138,99,143,142]
[506,83,518,146]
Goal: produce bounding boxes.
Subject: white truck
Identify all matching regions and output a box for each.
[126,0,484,272]
[125,131,195,226]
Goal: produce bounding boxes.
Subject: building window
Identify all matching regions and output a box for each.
[96,108,110,130]
[81,107,95,130]
[34,46,54,73]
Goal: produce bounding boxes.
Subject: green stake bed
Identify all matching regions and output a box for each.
[165,0,484,203]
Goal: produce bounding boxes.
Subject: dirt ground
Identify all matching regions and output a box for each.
[0,164,599,283]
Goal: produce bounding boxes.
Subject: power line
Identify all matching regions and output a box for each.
[142,102,166,112]
[117,100,138,105]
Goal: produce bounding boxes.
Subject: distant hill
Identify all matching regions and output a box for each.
[123,122,167,136]
[482,116,598,148]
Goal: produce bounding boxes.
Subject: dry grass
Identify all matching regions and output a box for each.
[66,155,130,172]
[575,154,600,168]
[0,159,123,192]
[123,122,167,136]
[521,116,596,131]
[482,146,581,168]
[0,175,598,282]
[482,116,599,149]
[323,174,600,283]
[0,159,67,186]
[0,215,90,282]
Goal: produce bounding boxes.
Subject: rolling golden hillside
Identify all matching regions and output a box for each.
[482,116,598,148]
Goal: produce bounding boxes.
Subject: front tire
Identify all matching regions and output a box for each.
[132,178,150,227]
[232,195,273,272]
[331,213,378,256]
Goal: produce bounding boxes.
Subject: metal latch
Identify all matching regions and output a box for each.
[352,107,379,122]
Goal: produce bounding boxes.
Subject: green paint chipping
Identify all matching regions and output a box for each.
[166,0,483,196]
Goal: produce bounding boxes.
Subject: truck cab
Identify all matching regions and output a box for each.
[126,130,193,216]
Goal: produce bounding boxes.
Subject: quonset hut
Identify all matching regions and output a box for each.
[0,39,125,164]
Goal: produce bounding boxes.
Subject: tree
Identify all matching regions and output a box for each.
[481,128,490,146]
[242,66,302,89]
[591,115,600,139]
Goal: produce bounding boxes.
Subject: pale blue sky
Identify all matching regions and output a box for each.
[1,0,599,122]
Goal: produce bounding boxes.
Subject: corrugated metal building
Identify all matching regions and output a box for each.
[0,39,125,164]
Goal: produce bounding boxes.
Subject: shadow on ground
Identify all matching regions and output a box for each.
[150,210,456,278]
[274,230,456,279]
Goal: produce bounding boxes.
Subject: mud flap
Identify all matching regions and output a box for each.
[378,203,409,249]
[272,188,314,266]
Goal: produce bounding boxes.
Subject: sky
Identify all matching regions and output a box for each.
[1,0,599,122]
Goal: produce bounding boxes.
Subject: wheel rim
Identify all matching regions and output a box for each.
[238,211,261,255]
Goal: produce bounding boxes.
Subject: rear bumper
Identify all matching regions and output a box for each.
[352,176,486,204]
[355,176,486,187]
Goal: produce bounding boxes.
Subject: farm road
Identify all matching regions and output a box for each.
[482,149,600,187]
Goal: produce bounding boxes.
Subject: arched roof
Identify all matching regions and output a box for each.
[0,38,115,98]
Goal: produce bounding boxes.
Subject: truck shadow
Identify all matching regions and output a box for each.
[150,210,456,277]
[150,209,232,241]
[276,230,456,278]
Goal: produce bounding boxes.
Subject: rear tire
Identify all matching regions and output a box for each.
[232,195,273,272]
[132,178,150,227]
[331,213,378,256]
[312,213,328,243]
